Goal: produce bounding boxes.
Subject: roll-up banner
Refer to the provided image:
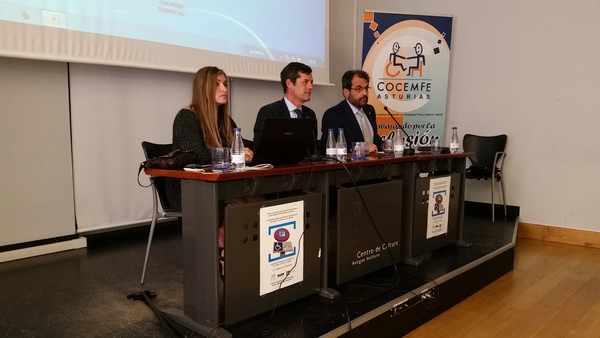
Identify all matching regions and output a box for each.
[362,11,453,147]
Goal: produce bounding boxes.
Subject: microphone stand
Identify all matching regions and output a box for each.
[383,106,410,138]
[383,106,415,155]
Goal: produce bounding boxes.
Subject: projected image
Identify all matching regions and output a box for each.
[0,0,326,67]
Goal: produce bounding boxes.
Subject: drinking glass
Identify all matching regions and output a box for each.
[430,139,441,154]
[211,147,231,170]
[383,139,393,155]
[351,142,367,160]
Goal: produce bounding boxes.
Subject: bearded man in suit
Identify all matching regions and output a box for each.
[321,70,382,154]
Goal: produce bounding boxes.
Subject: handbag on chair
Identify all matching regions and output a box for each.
[137,148,195,188]
[140,148,196,170]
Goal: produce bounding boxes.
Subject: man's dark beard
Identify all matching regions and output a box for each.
[357,96,368,107]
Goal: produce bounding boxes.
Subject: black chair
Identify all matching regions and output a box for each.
[140,141,182,285]
[463,134,507,223]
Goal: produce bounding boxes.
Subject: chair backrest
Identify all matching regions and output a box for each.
[463,134,507,171]
[141,141,181,212]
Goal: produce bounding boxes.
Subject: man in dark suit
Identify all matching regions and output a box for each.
[321,70,382,153]
[253,62,318,153]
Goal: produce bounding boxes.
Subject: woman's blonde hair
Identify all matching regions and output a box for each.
[189,66,232,147]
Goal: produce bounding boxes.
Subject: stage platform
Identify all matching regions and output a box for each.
[0,202,518,338]
[227,202,519,338]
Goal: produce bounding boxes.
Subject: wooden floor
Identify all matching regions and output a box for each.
[406,238,600,338]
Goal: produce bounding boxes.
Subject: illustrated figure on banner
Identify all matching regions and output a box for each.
[386,41,428,77]
[388,42,407,74]
[407,42,426,77]
[433,193,445,216]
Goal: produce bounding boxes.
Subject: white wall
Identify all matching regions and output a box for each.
[0,58,76,246]
[68,64,194,232]
[359,0,600,231]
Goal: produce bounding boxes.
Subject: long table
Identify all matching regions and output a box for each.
[145,152,467,336]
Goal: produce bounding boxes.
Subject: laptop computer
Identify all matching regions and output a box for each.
[254,119,316,165]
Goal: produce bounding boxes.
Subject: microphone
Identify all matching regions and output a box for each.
[383,106,409,137]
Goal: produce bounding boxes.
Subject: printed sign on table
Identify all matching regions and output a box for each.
[427,176,451,239]
[259,201,304,296]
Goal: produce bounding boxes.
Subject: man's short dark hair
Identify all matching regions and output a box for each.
[342,70,370,90]
[280,62,312,93]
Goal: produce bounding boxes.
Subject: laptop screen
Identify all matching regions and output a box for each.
[254,119,316,165]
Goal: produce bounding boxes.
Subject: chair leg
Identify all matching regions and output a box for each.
[500,176,507,220]
[491,178,495,223]
[141,185,159,286]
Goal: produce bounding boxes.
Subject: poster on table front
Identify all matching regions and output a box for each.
[259,201,304,296]
[362,11,453,147]
[427,176,451,239]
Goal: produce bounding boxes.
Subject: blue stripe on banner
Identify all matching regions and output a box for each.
[268,248,297,262]
[268,221,296,235]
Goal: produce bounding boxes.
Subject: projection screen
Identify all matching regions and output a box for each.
[0,0,330,83]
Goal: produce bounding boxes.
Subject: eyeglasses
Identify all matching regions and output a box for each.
[350,86,370,92]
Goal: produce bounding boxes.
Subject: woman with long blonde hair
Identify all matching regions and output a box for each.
[172,66,253,265]
[173,66,253,163]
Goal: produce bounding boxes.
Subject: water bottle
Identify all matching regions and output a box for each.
[393,128,404,156]
[325,129,337,158]
[450,127,460,153]
[231,128,245,170]
[336,128,347,161]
